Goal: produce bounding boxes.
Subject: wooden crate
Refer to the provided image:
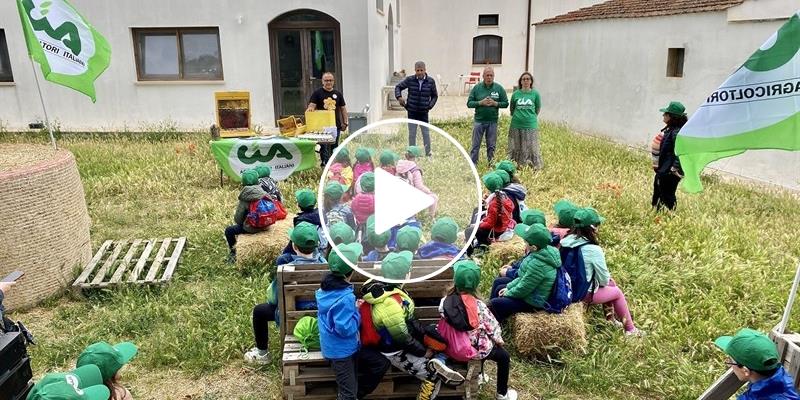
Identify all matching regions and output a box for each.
[72,238,186,289]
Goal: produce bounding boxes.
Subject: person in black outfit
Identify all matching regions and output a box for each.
[652,101,687,211]
[395,61,438,156]
[307,72,348,166]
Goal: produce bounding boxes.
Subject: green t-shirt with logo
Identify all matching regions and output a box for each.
[510,89,541,130]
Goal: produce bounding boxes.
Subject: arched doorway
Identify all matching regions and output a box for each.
[269,9,343,119]
[387,5,394,82]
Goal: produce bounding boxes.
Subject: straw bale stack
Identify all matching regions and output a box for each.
[509,303,587,360]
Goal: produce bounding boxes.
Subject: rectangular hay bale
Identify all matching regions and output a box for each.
[510,303,587,360]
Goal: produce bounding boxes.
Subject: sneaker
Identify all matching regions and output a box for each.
[496,389,518,400]
[624,328,647,338]
[478,372,491,386]
[225,252,236,264]
[417,379,442,400]
[426,358,465,386]
[244,347,270,364]
[607,318,624,329]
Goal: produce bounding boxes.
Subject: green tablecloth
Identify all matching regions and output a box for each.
[210,137,317,182]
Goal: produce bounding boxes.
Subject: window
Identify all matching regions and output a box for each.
[0,30,13,82]
[472,35,502,64]
[133,27,223,81]
[667,48,685,78]
[478,14,499,26]
[376,0,384,14]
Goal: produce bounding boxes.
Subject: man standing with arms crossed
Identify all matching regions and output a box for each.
[467,67,508,165]
[308,72,348,166]
[395,61,438,157]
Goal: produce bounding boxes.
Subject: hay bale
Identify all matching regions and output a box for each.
[236,218,294,267]
[510,303,587,360]
[487,236,526,265]
[0,145,92,311]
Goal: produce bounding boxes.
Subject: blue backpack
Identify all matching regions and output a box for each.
[543,265,573,314]
[560,244,595,303]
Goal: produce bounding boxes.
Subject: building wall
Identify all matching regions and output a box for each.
[533,11,800,190]
[0,0,390,131]
[727,0,797,22]
[528,0,605,72]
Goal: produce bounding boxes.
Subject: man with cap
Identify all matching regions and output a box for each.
[652,101,687,211]
[323,181,356,229]
[76,341,138,399]
[224,169,269,263]
[316,243,363,400]
[27,364,111,400]
[715,328,799,399]
[255,165,282,202]
[418,217,462,260]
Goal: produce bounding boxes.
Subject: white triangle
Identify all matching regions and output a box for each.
[374,168,434,235]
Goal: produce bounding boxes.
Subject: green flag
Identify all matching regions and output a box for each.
[16,0,111,102]
[210,138,318,182]
[675,11,800,192]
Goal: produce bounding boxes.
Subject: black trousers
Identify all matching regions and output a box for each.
[485,346,511,396]
[320,129,342,166]
[652,174,681,211]
[356,348,390,399]
[252,303,276,350]
[331,355,358,400]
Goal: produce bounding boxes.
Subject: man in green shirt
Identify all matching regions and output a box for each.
[466,67,509,165]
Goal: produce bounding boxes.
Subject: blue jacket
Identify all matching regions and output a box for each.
[394,75,438,113]
[316,273,360,359]
[739,367,800,400]
[417,241,462,259]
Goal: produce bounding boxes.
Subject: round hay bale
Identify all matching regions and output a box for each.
[487,236,526,265]
[236,217,294,268]
[510,303,587,360]
[0,144,92,311]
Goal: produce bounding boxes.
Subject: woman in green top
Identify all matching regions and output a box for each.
[508,72,543,169]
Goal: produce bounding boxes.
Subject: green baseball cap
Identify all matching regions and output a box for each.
[241,169,259,186]
[553,199,579,228]
[453,259,481,293]
[521,209,546,226]
[366,215,391,247]
[482,172,503,192]
[360,172,375,193]
[334,147,350,163]
[28,364,110,400]
[329,243,363,276]
[495,160,516,176]
[494,169,511,186]
[289,221,320,248]
[573,207,605,228]
[380,150,399,166]
[329,222,356,244]
[659,101,687,116]
[714,328,780,372]
[514,223,552,249]
[406,146,423,158]
[381,251,413,280]
[295,189,317,209]
[76,341,138,382]
[355,148,373,162]
[255,165,271,178]
[324,182,346,200]
[431,217,459,244]
[395,226,422,252]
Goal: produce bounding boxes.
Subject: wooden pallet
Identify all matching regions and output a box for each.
[72,238,186,289]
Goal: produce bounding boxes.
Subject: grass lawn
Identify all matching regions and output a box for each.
[4,118,800,400]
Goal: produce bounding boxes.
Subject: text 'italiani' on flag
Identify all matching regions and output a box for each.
[16,0,111,102]
[675,11,800,193]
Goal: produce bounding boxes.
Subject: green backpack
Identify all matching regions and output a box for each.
[293,316,320,351]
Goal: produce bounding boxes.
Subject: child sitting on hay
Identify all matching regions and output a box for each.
[418,217,462,260]
[255,165,282,202]
[328,148,354,202]
[497,209,552,279]
[280,189,327,258]
[379,149,399,175]
[245,222,326,364]
[224,169,269,264]
[550,199,578,241]
[466,172,515,256]
[351,172,375,227]
[362,215,392,262]
[494,161,528,224]
[442,260,518,400]
[489,223,559,323]
[323,182,356,229]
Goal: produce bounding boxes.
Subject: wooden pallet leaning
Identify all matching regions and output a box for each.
[72,237,187,289]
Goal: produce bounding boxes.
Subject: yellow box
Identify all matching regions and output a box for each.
[305,110,336,132]
[215,91,255,138]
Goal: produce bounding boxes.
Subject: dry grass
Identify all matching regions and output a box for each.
[235,218,293,269]
[0,143,56,172]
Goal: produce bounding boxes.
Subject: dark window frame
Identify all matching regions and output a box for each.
[0,29,13,83]
[472,35,503,65]
[132,27,224,81]
[667,47,685,78]
[478,14,499,26]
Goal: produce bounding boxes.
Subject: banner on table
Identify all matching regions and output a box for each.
[675,11,800,193]
[210,137,317,182]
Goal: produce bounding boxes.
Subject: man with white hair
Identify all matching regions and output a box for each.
[467,66,508,165]
[394,61,438,156]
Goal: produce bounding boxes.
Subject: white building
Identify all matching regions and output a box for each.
[533,0,800,190]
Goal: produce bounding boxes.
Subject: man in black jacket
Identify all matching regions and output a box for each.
[395,61,438,156]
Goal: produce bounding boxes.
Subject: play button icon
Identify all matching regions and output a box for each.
[373,168,434,235]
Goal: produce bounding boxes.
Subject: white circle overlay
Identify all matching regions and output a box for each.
[317,118,482,284]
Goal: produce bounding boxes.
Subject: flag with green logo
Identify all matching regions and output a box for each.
[675,11,800,193]
[210,138,318,182]
[16,0,111,102]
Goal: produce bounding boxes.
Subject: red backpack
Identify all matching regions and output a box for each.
[245,196,287,229]
[359,294,403,347]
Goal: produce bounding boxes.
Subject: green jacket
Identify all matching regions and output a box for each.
[233,184,268,233]
[505,245,560,307]
[363,285,415,346]
[559,235,610,290]
[467,82,509,123]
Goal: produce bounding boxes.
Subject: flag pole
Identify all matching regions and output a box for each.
[778,260,800,334]
[29,57,57,150]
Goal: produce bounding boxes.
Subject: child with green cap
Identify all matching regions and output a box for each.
[281,188,326,256]
[351,172,375,226]
[396,157,438,218]
[560,207,644,336]
[328,148,354,202]
[495,160,528,223]
[328,222,356,245]
[76,341,138,400]
[442,260,517,400]
[316,243,363,400]
[394,225,423,255]
[255,165,282,202]
[323,182,356,229]
[489,223,560,322]
[27,364,111,400]
[714,328,799,400]
[496,209,553,280]
[467,172,515,256]
[405,145,424,161]
[379,149,399,176]
[418,217,463,260]
[550,199,578,241]
[362,215,392,262]
[225,169,269,263]
[353,147,375,192]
